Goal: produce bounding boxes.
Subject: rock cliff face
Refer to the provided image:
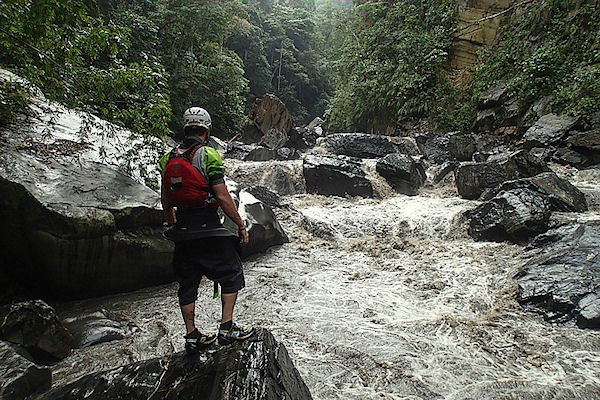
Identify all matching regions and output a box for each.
[448,0,513,84]
[0,70,173,299]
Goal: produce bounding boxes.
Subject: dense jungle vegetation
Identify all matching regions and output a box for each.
[1,0,599,138]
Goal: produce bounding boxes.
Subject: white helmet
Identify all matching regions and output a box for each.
[183,107,211,129]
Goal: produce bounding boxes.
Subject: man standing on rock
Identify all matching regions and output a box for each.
[157,106,254,355]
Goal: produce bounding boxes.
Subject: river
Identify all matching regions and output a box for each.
[51,161,600,400]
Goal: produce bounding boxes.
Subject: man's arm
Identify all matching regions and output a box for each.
[161,184,176,225]
[212,183,249,245]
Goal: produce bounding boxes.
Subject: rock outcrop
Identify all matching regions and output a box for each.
[455,150,550,199]
[0,341,51,400]
[0,300,72,360]
[517,220,600,328]
[40,329,313,400]
[226,141,277,161]
[247,94,294,149]
[376,153,426,196]
[522,114,580,149]
[303,154,373,198]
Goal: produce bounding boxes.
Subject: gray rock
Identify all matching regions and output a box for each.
[474,109,497,133]
[323,133,395,159]
[237,190,289,258]
[455,150,550,199]
[433,161,460,184]
[477,82,509,109]
[226,142,277,161]
[568,130,600,152]
[0,300,73,360]
[448,133,477,161]
[468,188,551,242]
[40,328,312,400]
[376,154,426,196]
[553,147,590,168]
[389,136,421,156]
[260,128,289,150]
[0,70,173,299]
[62,310,126,349]
[276,147,300,161]
[517,221,600,328]
[244,186,292,211]
[0,341,52,400]
[421,134,451,164]
[522,114,580,149]
[303,154,373,198]
[481,172,588,212]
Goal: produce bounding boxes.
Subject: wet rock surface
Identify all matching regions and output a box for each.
[468,188,551,242]
[235,190,289,258]
[517,221,600,328]
[522,114,580,149]
[226,141,277,161]
[249,94,294,141]
[0,70,173,299]
[375,153,426,196]
[40,328,312,400]
[0,300,73,360]
[61,310,126,349]
[0,341,52,400]
[323,133,396,159]
[303,154,373,198]
[481,172,588,212]
[455,150,550,199]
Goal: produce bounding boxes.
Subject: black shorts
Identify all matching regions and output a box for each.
[173,236,245,306]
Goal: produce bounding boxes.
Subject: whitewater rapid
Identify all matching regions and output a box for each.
[52,163,600,400]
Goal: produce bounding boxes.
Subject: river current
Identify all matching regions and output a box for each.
[52,161,600,400]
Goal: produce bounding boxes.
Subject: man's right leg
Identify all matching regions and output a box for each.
[181,302,196,335]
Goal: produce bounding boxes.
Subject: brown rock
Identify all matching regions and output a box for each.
[250,95,294,144]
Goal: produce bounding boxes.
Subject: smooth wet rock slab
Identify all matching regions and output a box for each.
[517,220,600,328]
[40,329,313,400]
[62,310,126,348]
[0,300,73,360]
[0,341,52,400]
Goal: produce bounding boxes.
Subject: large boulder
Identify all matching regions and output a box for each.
[237,190,289,258]
[522,113,579,149]
[389,136,421,156]
[517,221,600,328]
[249,94,293,144]
[322,133,396,159]
[0,300,73,360]
[468,188,552,242]
[303,154,373,198]
[0,69,174,299]
[455,150,550,199]
[0,341,52,400]
[482,172,588,212]
[376,154,426,196]
[40,328,313,400]
[226,141,277,161]
[447,132,477,161]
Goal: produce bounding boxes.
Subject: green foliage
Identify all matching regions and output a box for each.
[227,1,332,124]
[0,1,171,137]
[327,1,457,133]
[472,1,600,122]
[0,80,31,125]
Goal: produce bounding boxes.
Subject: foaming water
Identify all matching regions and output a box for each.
[51,166,600,399]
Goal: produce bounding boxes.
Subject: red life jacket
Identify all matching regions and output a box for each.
[162,143,218,208]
